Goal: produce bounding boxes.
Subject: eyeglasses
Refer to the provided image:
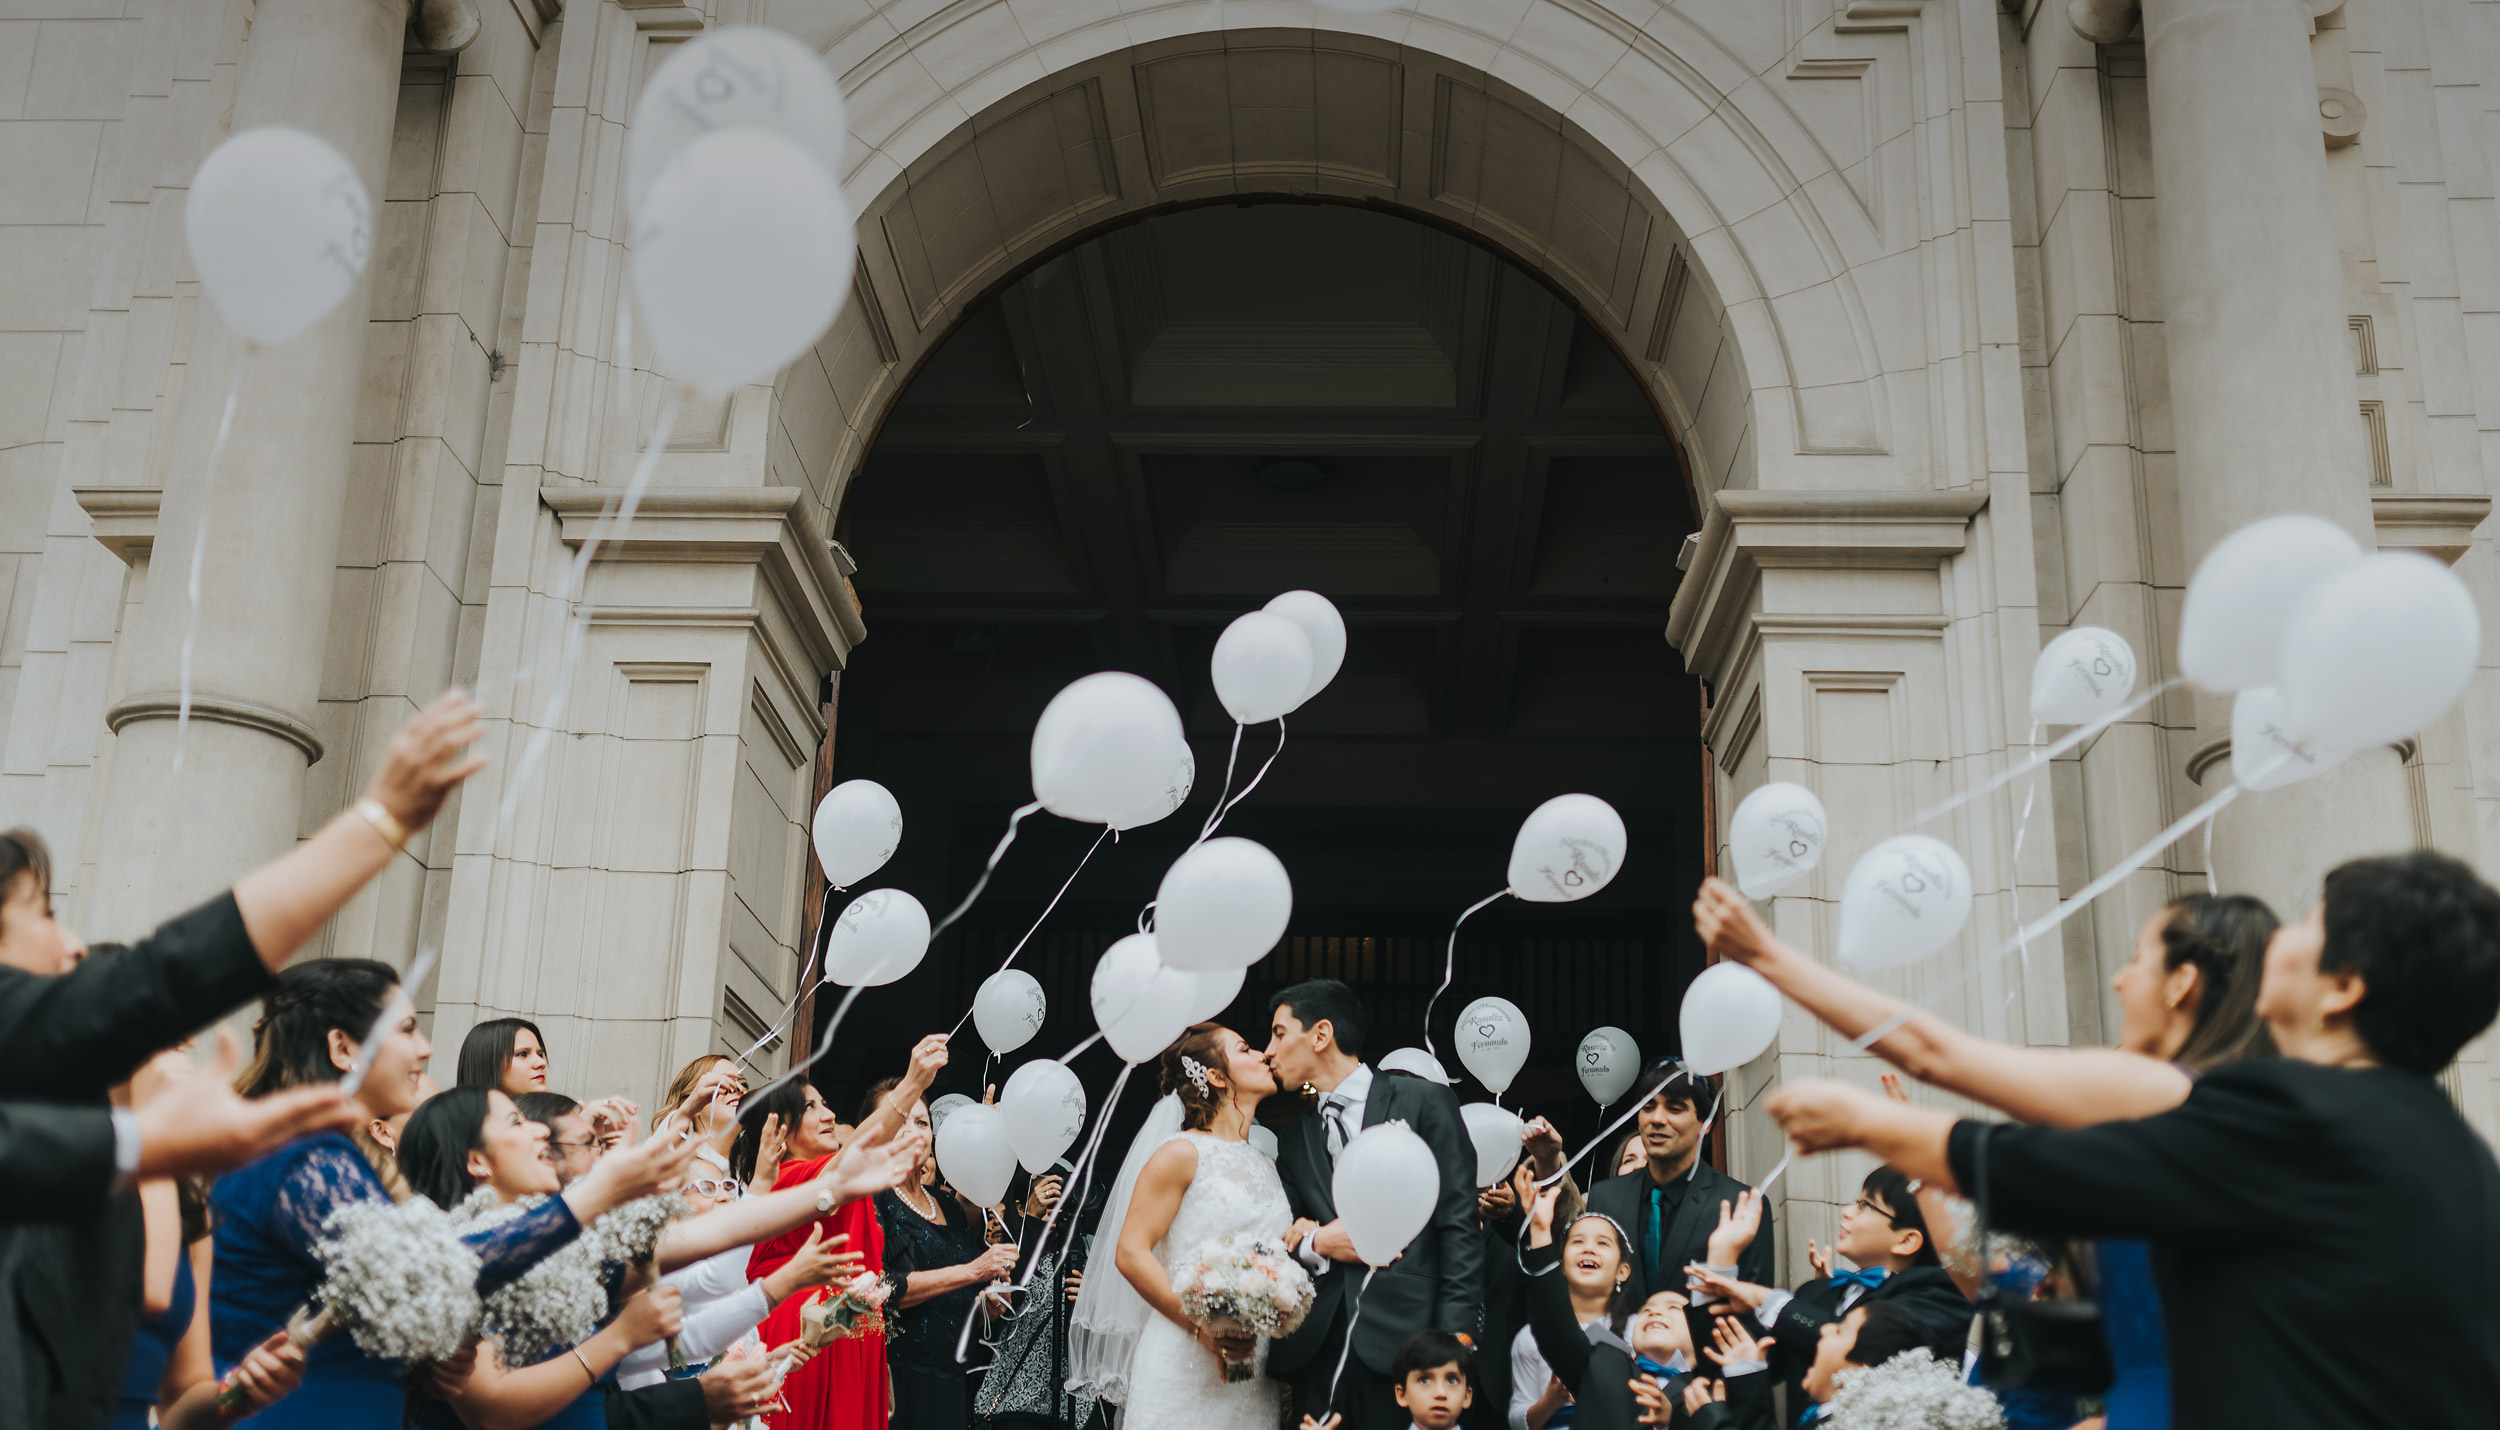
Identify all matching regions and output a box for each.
[686,1177,746,1200]
[543,1140,594,1159]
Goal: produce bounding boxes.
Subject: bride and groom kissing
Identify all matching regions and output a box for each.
[1066,978,1482,1430]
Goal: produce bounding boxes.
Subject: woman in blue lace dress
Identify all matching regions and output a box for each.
[211,959,695,1428]
[1692,879,2278,1430]
[389,1079,930,1429]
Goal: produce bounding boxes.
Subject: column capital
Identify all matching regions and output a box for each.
[72,487,162,568]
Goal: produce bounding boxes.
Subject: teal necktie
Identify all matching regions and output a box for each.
[1646,1184,1664,1288]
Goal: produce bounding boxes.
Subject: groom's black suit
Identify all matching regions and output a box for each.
[1268,1069,1482,1430]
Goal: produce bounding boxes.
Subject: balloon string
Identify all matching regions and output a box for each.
[946,824,1112,1039]
[2202,804,2222,897]
[1007,1062,1133,1297]
[1914,678,2182,828]
[735,884,838,1071]
[1421,889,1511,1061]
[2006,720,2042,1043]
[1848,779,2251,1056]
[1537,1066,1691,1190]
[1197,717,1285,843]
[742,981,868,1107]
[1196,724,1246,843]
[1322,1266,1379,1415]
[1684,1084,1724,1184]
[170,351,251,814]
[1058,1031,1103,1063]
[928,800,1047,946]
[492,384,686,851]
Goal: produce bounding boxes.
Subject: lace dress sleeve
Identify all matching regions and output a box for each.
[465,1193,582,1297]
[271,1138,579,1295]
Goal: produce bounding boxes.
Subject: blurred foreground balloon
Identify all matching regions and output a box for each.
[1726,783,1826,899]
[812,779,901,888]
[1332,1121,1439,1265]
[2278,551,2479,749]
[2178,515,2361,692]
[1837,836,1972,971]
[187,127,373,346]
[2231,686,2351,791]
[628,26,847,213]
[631,128,853,390]
[1679,964,1781,1075]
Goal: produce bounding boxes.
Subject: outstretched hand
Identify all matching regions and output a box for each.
[1705,1315,1771,1370]
[1764,1080,1887,1155]
[365,689,487,835]
[1705,1187,1763,1264]
[134,1028,356,1179]
[824,1117,928,1205]
[1691,878,1777,965]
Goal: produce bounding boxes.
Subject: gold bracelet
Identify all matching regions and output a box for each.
[353,799,409,853]
[571,1347,597,1385]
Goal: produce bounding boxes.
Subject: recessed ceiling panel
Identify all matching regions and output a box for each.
[847,453,1079,596]
[1140,451,1456,597]
[840,621,1106,735]
[1507,626,1692,737]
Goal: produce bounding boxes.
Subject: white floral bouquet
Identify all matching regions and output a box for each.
[452,1189,609,1365]
[216,1196,482,1410]
[1171,1233,1315,1384]
[1830,1349,2006,1430]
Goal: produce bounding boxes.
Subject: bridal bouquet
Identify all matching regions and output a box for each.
[799,1270,892,1348]
[217,1196,481,1410]
[1172,1233,1315,1384]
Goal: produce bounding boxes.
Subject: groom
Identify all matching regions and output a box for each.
[1264,979,1482,1430]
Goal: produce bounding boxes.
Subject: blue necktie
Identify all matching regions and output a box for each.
[1646,1185,1664,1289]
[1828,1267,1889,1293]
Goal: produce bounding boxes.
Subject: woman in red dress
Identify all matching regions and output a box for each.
[742,1035,950,1430]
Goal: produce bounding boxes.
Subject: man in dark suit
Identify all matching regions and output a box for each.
[1769,850,2500,1430]
[1263,979,1482,1430]
[605,1351,778,1429]
[1585,1056,1775,1305]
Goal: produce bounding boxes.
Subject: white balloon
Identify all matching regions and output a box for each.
[631,128,854,390]
[1111,740,1195,833]
[1837,836,1974,971]
[2032,626,2139,726]
[824,888,929,986]
[1264,591,1348,707]
[1031,673,1187,825]
[2231,686,2352,791]
[2179,515,2364,692]
[934,1103,1018,1208]
[1376,1048,1455,1085]
[1154,837,1293,973]
[1459,1103,1524,1189]
[1508,794,1628,903]
[1247,1124,1279,1160]
[1332,1121,1440,1266]
[1089,933,1197,1064]
[972,969,1048,1056]
[998,1059,1087,1174]
[1453,996,1530,1095]
[928,1093,977,1135]
[1211,611,1314,725]
[1575,1026,1640,1106]
[628,27,847,214]
[1679,964,1782,1076]
[812,779,901,888]
[1727,783,1827,900]
[2278,551,2482,748]
[186,127,373,346]
[1182,965,1245,1024]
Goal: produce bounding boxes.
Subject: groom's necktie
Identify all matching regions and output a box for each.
[1322,1092,1353,1158]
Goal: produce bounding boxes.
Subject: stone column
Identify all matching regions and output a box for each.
[84,0,411,934]
[2142,0,2412,916]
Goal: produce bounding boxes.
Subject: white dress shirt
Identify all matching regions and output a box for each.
[1296,1064,1375,1274]
[616,1244,771,1389]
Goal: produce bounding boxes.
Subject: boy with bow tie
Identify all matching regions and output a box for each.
[1686,1165,1970,1414]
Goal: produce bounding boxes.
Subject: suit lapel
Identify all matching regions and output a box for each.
[1361,1074,1396,1130]
[1295,1106,1334,1219]
[1657,1166,1721,1285]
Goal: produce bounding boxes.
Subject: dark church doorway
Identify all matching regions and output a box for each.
[810,199,1706,1160]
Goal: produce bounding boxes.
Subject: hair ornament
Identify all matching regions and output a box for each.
[1180,1054,1211,1097]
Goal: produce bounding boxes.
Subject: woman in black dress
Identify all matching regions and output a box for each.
[869,1078,1020,1430]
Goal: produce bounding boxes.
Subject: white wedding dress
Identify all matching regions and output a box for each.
[1075,1122,1293,1430]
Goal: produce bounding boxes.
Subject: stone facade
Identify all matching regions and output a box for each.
[1,0,2495,1285]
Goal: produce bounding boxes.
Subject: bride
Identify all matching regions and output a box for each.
[1066,1023,1290,1427]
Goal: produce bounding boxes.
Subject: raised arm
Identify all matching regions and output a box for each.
[655,1120,923,1270]
[851,1034,947,1151]
[1694,878,2192,1127]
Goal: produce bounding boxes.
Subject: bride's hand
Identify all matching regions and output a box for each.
[1285,1217,1320,1249]
[1199,1328,1256,1361]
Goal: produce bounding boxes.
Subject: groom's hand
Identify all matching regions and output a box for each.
[1312,1218,1363,1264]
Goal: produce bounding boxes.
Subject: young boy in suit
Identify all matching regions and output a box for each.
[1304,1330,1477,1430]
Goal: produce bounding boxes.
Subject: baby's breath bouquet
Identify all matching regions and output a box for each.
[1831,1349,2007,1430]
[216,1196,482,1410]
[453,1189,610,1364]
[596,1191,687,1367]
[1171,1232,1314,1384]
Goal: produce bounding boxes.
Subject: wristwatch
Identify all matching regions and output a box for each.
[815,1184,836,1215]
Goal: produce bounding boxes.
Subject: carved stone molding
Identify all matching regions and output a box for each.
[104,694,325,765]
[1667,487,1990,683]
[541,486,868,671]
[2370,493,2491,565]
[72,486,162,567]
[2319,87,2365,148]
